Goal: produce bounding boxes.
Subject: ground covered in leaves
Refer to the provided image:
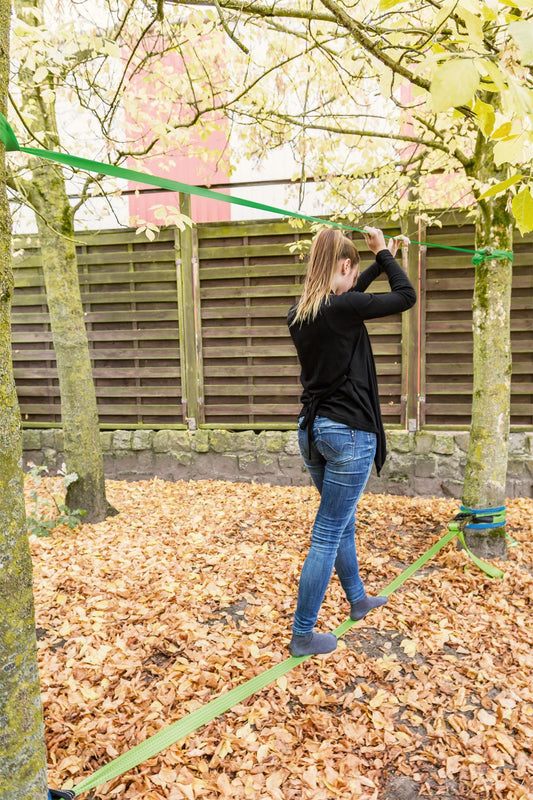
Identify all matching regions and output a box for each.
[29,477,532,800]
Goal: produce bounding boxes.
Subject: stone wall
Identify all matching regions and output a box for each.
[22,428,532,499]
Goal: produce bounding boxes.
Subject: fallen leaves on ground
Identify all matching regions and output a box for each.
[28,477,533,800]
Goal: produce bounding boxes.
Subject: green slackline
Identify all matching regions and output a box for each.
[65,524,502,796]
[0,113,513,266]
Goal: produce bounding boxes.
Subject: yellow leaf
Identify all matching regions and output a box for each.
[430,59,480,112]
[369,689,389,708]
[218,738,233,758]
[478,709,497,726]
[256,744,269,762]
[276,675,287,691]
[458,8,484,46]
[400,638,418,657]
[478,174,523,200]
[266,771,285,792]
[509,20,533,64]
[473,98,495,138]
[480,59,507,93]
[512,186,533,234]
[493,136,524,167]
[495,732,516,757]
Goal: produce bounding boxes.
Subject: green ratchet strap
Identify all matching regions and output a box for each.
[0,113,511,267]
[69,527,459,795]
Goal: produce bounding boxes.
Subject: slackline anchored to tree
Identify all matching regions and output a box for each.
[0,112,513,266]
[0,111,511,798]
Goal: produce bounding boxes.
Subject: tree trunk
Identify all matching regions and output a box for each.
[16,0,116,523]
[30,174,116,522]
[462,152,512,559]
[0,1,49,796]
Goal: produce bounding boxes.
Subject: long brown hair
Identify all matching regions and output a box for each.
[291,228,359,326]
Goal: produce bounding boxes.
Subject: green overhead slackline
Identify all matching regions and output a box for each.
[0,113,513,266]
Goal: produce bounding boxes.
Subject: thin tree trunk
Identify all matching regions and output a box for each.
[0,0,49,795]
[15,0,117,524]
[463,139,512,559]
[31,177,116,522]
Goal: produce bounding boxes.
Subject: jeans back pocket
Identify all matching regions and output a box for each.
[315,421,355,463]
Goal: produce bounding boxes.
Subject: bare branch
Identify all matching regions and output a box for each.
[165,0,338,24]
[213,0,250,54]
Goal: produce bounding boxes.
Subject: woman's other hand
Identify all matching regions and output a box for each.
[387,235,410,258]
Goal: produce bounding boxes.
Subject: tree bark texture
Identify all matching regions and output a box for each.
[15,0,115,523]
[31,174,113,522]
[463,143,512,559]
[0,0,49,796]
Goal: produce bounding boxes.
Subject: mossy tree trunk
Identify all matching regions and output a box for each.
[463,134,513,559]
[15,0,116,523]
[29,174,115,522]
[0,0,49,796]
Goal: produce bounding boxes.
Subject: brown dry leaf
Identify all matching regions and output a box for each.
[27,477,532,800]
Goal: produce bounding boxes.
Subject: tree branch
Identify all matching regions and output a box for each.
[213,0,249,54]
[166,0,338,24]
[246,108,466,161]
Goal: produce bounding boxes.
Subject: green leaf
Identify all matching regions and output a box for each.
[512,186,533,235]
[473,98,495,138]
[430,59,480,113]
[509,20,533,64]
[479,174,524,200]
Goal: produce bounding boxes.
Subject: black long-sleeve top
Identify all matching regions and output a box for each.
[287,249,417,475]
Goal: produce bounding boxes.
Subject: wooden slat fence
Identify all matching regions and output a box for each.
[12,228,183,426]
[422,214,533,427]
[11,212,533,430]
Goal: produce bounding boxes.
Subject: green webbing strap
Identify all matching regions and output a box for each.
[0,113,363,235]
[471,248,514,265]
[448,509,505,580]
[70,527,457,795]
[0,113,512,266]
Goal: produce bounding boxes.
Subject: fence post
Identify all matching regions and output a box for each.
[175,194,204,429]
[401,215,422,431]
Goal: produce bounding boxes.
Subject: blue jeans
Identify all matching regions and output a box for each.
[293,416,377,635]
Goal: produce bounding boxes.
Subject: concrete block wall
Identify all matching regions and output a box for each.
[22,428,533,499]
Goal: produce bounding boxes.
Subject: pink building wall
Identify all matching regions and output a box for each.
[399,84,473,208]
[125,47,231,224]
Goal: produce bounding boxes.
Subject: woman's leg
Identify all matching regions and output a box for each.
[292,423,377,636]
[299,423,366,604]
[334,511,366,604]
[334,513,387,619]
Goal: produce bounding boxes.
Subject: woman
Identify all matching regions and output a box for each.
[287,226,416,657]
